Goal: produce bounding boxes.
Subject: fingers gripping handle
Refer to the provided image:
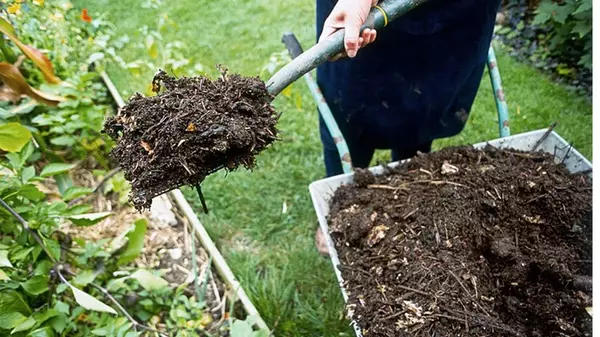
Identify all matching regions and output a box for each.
[266,0,429,96]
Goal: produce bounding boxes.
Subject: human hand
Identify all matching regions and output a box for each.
[318,0,378,59]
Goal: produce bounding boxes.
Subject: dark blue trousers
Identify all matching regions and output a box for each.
[316,0,501,177]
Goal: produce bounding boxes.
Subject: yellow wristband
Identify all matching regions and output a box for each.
[374,5,388,27]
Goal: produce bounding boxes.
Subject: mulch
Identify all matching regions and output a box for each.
[103,69,279,210]
[328,146,592,336]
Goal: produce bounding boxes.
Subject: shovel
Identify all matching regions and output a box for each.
[265,0,428,96]
[187,0,429,212]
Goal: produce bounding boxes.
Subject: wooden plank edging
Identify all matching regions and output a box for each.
[169,190,269,331]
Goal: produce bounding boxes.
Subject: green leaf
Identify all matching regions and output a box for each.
[73,269,96,287]
[21,166,36,183]
[19,184,45,201]
[0,250,13,268]
[31,246,42,262]
[26,326,55,337]
[572,20,591,38]
[533,1,556,25]
[573,0,592,15]
[106,276,128,292]
[79,72,98,83]
[6,152,21,170]
[0,269,10,281]
[31,114,53,126]
[117,219,147,265]
[0,312,27,329]
[55,173,73,195]
[33,260,53,276]
[12,316,36,333]
[130,270,168,291]
[9,101,38,116]
[50,135,76,147]
[67,204,92,215]
[67,212,111,226]
[20,141,35,164]
[40,163,75,177]
[0,289,31,315]
[231,320,253,337]
[91,327,110,336]
[69,284,117,315]
[0,122,32,152]
[54,301,69,315]
[532,11,552,25]
[48,315,67,333]
[42,237,60,261]
[11,246,34,262]
[21,275,49,295]
[31,309,58,329]
[552,5,572,24]
[62,187,93,202]
[56,283,68,294]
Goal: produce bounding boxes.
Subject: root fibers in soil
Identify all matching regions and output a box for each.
[103,69,279,209]
[328,146,592,337]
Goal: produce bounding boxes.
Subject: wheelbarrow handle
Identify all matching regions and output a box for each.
[282,32,304,60]
[266,0,429,96]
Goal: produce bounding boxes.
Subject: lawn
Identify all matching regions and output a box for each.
[74,0,592,336]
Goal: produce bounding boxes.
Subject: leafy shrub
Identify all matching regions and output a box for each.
[532,0,592,70]
[497,0,592,91]
[0,1,123,163]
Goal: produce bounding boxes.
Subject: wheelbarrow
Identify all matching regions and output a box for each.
[267,2,593,336]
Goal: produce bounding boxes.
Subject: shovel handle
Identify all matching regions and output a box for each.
[266,0,429,96]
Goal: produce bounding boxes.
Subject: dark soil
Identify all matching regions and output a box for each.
[103,69,279,210]
[328,146,592,336]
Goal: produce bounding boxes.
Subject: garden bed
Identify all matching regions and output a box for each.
[310,130,592,337]
[39,166,231,333]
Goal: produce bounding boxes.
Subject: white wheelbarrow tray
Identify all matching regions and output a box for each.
[308,129,593,337]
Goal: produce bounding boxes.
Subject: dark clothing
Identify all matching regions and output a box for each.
[316,0,501,177]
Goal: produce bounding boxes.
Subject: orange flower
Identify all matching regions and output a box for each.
[80,8,92,23]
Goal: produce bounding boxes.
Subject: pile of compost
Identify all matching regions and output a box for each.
[103,69,279,209]
[328,146,592,336]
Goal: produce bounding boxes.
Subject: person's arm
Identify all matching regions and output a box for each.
[319,0,379,58]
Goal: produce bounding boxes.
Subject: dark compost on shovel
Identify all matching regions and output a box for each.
[103,69,279,210]
[328,146,592,337]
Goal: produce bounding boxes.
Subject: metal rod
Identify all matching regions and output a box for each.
[281,32,353,174]
[195,184,209,214]
[266,0,429,96]
[487,46,510,138]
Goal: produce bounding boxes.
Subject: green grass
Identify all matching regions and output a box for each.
[75,1,592,336]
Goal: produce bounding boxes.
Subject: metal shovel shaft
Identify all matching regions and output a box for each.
[266,0,428,96]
